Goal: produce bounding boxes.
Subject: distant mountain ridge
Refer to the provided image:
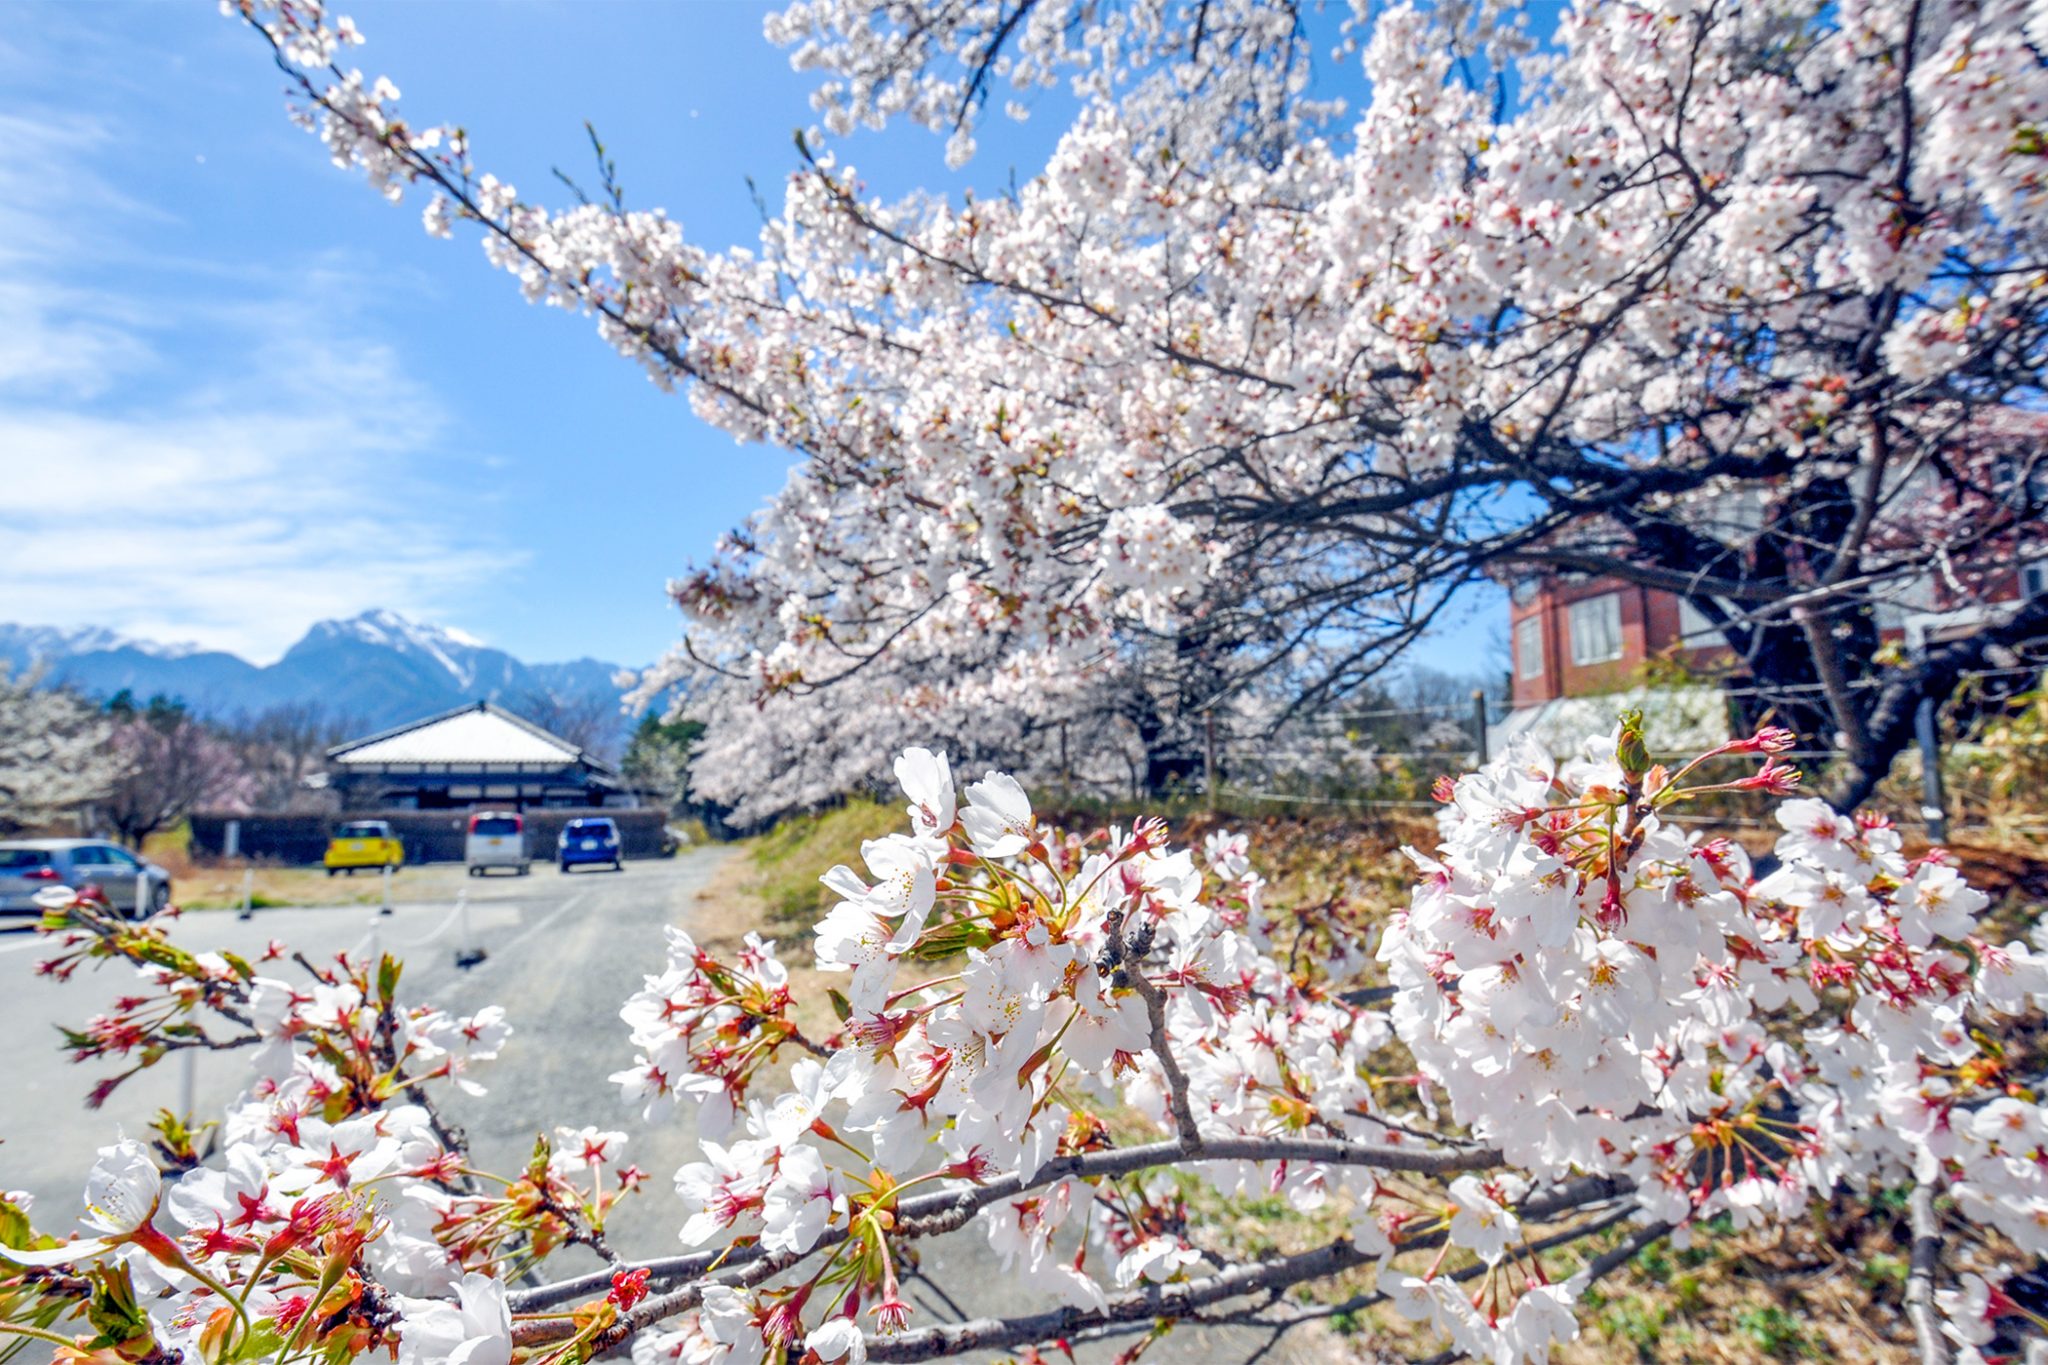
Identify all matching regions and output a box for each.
[0,610,639,750]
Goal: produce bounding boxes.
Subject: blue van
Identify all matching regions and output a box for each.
[557,817,622,873]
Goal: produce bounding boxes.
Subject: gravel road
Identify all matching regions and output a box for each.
[0,850,1334,1364]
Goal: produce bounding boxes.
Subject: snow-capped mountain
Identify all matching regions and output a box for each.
[0,611,642,753]
[295,609,503,690]
[0,624,262,711]
[0,623,206,661]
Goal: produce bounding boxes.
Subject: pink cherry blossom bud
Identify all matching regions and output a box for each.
[609,1267,651,1311]
[1724,727,1797,755]
[1735,759,1802,795]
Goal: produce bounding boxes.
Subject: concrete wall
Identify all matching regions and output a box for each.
[188,809,671,865]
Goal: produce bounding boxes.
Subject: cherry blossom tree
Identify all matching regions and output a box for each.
[101,695,258,850]
[0,667,124,836]
[6,716,2048,1363]
[219,0,2046,822]
[11,9,2030,1356]
[229,703,357,814]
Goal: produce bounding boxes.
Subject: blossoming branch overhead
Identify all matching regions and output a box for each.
[232,0,2044,826]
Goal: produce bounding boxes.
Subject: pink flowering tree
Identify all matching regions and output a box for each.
[217,0,2047,822]
[0,667,124,836]
[5,717,2048,1363]
[101,699,258,850]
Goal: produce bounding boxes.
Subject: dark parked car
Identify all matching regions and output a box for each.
[0,840,172,919]
[557,817,622,873]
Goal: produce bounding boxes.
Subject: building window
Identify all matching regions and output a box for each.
[1516,615,1544,679]
[2025,562,2048,599]
[1677,596,1721,648]
[1568,592,1624,665]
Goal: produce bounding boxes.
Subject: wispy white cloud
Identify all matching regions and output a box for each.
[0,278,154,400]
[0,99,517,663]
[0,114,161,399]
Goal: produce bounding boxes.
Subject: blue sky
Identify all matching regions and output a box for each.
[0,1,1504,675]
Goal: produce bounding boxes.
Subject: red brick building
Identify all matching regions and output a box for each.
[1492,421,2044,757]
[1504,557,2044,711]
[1505,574,1735,708]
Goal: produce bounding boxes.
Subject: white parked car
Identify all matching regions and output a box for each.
[465,811,530,877]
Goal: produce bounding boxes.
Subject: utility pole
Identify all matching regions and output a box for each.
[1915,693,1948,844]
[1472,689,1490,766]
[1203,709,1219,813]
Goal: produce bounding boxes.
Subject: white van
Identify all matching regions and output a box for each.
[465,810,531,876]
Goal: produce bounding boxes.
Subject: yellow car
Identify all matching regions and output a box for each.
[324,821,404,875]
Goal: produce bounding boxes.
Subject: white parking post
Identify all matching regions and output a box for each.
[454,887,485,968]
[238,867,255,921]
[179,1048,196,1122]
[380,862,394,916]
[135,870,149,920]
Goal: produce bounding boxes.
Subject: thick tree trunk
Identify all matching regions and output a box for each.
[1120,691,1204,796]
[1131,706,1201,794]
[1824,595,2048,814]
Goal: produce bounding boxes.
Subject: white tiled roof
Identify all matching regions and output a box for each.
[332,705,584,767]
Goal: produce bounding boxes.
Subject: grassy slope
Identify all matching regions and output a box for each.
[738,798,907,930]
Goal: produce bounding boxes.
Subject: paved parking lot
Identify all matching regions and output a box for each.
[0,850,735,1258]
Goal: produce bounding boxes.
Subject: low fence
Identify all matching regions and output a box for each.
[1186,665,2045,839]
[188,809,672,865]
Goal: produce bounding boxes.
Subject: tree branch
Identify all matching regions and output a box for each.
[1124,923,1202,1148]
[1904,1182,1950,1365]
[865,1180,1643,1361]
[510,1134,1508,1313]
[862,1235,1378,1361]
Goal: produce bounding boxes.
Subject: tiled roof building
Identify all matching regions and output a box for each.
[325,701,627,810]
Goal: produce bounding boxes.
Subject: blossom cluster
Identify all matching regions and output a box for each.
[1384,726,2048,1356]
[4,893,642,1364]
[763,0,1319,168]
[597,727,2048,1363]
[1096,504,1228,631]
